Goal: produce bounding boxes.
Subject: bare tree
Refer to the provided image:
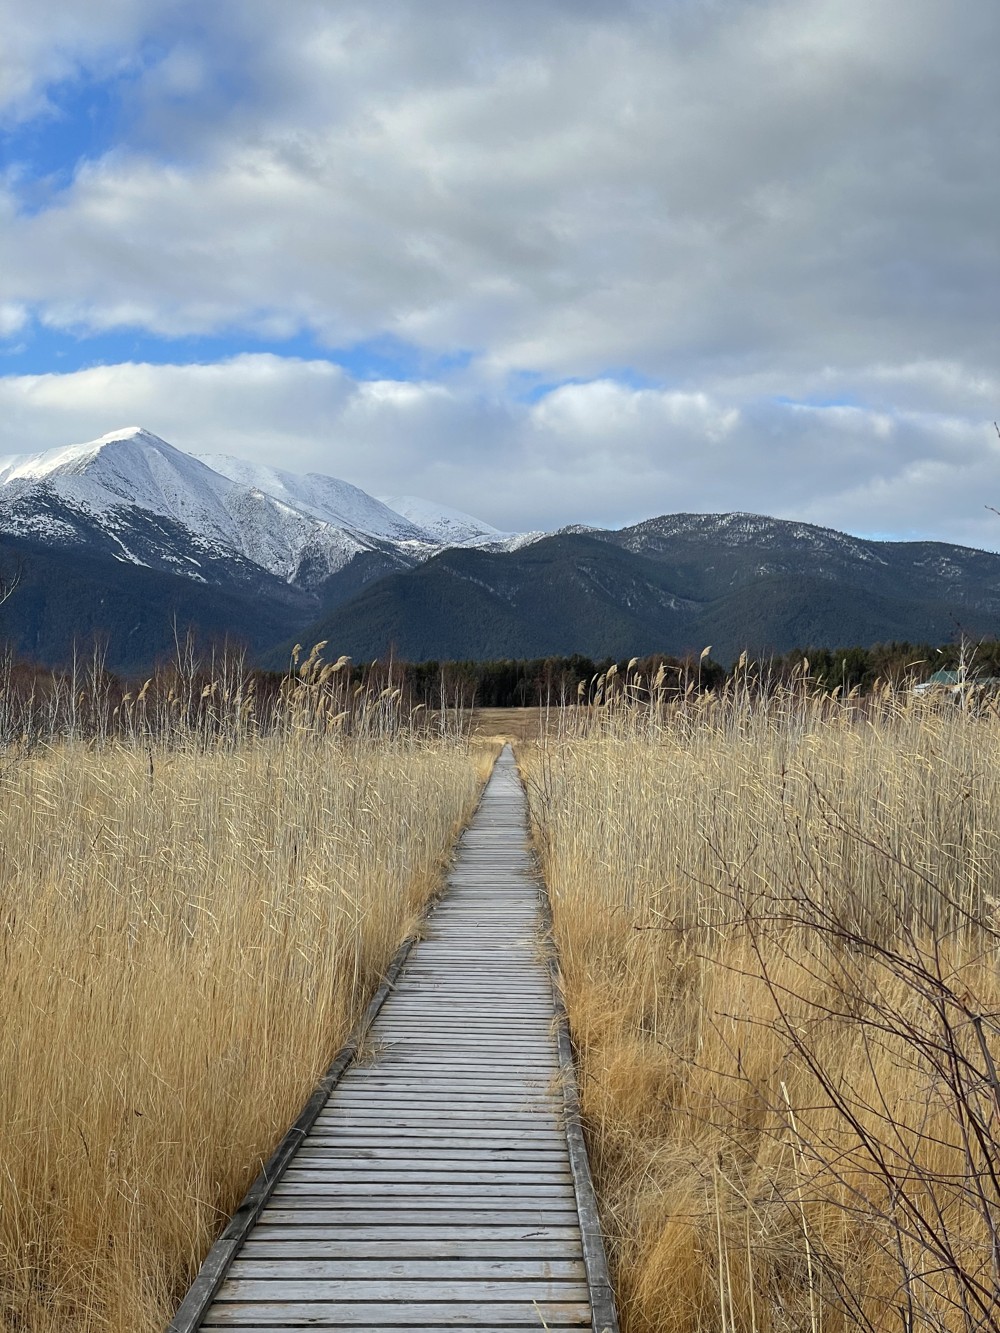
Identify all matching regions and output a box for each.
[0,556,19,609]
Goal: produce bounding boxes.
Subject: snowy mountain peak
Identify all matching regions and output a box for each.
[0,426,534,594]
[0,425,161,485]
[92,425,153,444]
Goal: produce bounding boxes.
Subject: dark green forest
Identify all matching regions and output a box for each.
[381,640,1000,707]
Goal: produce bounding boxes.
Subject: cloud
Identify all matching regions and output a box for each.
[0,304,27,337]
[0,1,997,549]
[2,1,997,383]
[2,357,998,551]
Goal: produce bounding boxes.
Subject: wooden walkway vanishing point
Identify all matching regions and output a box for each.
[170,745,618,1333]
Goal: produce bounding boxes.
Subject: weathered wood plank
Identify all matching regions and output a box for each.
[316,1103,559,1117]
[366,1031,553,1041]
[204,1327,585,1333]
[339,1080,555,1094]
[241,1239,586,1258]
[294,1157,570,1172]
[319,1096,559,1109]
[297,1143,569,1157]
[280,1168,573,1185]
[367,1037,553,1046]
[302,1144,568,1158]
[344,1069,554,1082]
[312,1117,562,1132]
[305,1130,568,1141]
[289,1146,570,1167]
[369,1014,554,1025]
[313,1105,559,1118]
[257,1207,582,1226]
[271,1181,577,1198]
[245,1226,584,1243]
[321,1082,557,1093]
[352,1059,560,1071]
[227,1259,587,1280]
[203,1313,590,1331]
[307,1122,565,1136]
[360,1040,555,1049]
[263,1198,580,1216]
[213,1278,589,1301]
[295,1147,569,1162]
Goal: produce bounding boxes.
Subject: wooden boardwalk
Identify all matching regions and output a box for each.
[172,745,616,1332]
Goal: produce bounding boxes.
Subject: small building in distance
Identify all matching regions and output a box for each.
[913,668,1000,702]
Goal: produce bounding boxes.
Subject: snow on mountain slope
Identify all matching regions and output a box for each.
[615,511,894,569]
[376,494,543,551]
[198,455,430,545]
[378,494,505,545]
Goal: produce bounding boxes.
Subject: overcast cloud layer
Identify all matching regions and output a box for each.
[2,0,998,546]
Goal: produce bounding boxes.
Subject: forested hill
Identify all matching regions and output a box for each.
[268,520,1000,669]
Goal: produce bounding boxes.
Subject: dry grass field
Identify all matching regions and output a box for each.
[522,681,1000,1333]
[0,661,491,1332]
[8,647,1000,1333]
[462,704,595,742]
[468,706,558,742]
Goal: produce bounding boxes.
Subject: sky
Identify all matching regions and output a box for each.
[1,0,998,545]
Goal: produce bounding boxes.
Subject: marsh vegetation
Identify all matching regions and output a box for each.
[3,643,999,1333]
[523,672,1000,1333]
[0,651,489,1331]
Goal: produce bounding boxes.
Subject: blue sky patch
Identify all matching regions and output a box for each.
[511,366,663,404]
[1,66,142,213]
[0,317,476,384]
[771,394,865,412]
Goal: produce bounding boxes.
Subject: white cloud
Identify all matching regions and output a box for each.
[2,357,998,551]
[0,304,27,337]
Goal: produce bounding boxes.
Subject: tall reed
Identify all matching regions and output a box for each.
[523,679,1000,1333]
[0,654,490,1332]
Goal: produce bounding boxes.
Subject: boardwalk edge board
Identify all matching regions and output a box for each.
[530,775,621,1333]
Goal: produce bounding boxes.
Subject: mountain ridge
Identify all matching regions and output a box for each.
[272,518,1000,667]
[2,427,998,672]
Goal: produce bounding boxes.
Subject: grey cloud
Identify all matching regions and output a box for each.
[2,0,997,388]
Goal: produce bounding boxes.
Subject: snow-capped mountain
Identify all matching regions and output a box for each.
[0,427,527,593]
[4,425,1000,677]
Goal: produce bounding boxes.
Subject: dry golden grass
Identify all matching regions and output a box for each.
[468,706,566,743]
[0,728,490,1332]
[522,686,1000,1333]
[424,705,582,744]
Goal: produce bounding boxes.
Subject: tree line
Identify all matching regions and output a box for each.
[359,638,1000,707]
[3,636,998,726]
